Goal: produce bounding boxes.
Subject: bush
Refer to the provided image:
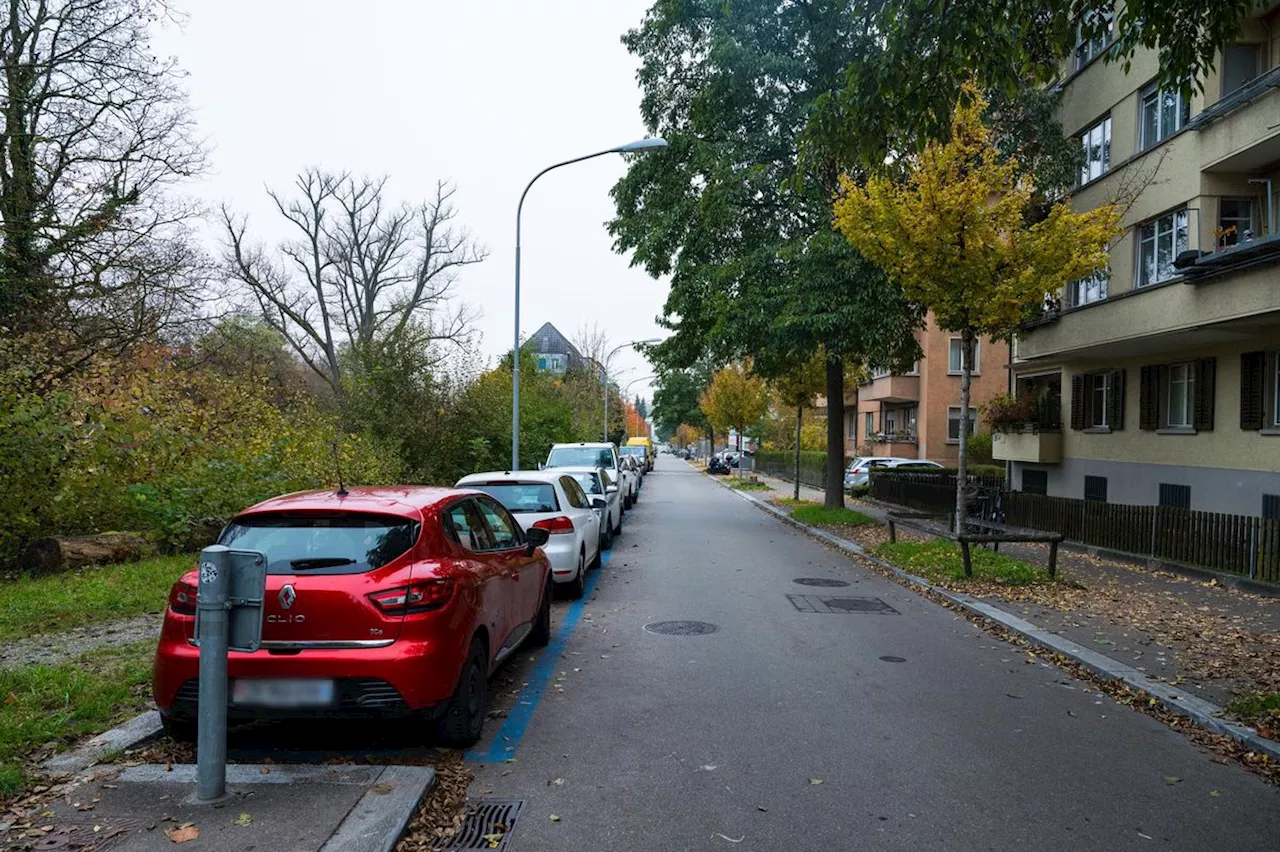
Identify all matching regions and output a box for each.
[849,484,871,498]
[966,432,994,465]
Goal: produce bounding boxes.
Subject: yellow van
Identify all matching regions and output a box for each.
[625,437,654,471]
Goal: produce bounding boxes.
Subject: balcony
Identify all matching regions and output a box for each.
[992,430,1063,464]
[860,374,919,403]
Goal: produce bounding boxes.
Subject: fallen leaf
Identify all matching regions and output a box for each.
[259,766,270,775]
[1210,790,1221,797]
[235,813,252,826]
[548,778,565,786]
[1163,776,1182,785]
[549,814,561,822]
[756,805,769,812]
[166,824,199,843]
[808,778,823,785]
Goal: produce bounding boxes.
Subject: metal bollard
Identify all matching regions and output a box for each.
[196,545,230,802]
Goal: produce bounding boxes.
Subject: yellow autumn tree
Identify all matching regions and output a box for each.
[700,363,768,454]
[770,352,828,500]
[834,85,1121,547]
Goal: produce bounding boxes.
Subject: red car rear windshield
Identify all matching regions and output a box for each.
[219,512,420,574]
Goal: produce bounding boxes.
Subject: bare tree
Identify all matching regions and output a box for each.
[222,170,486,392]
[0,0,207,345]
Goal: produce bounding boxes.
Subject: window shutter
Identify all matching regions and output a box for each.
[1241,351,1265,430]
[1193,357,1216,431]
[1108,368,1125,430]
[1071,374,1085,430]
[1140,365,1159,431]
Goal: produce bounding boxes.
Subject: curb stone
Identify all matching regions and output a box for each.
[711,476,1280,764]
[43,710,163,775]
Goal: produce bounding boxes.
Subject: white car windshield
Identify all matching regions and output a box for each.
[548,447,614,468]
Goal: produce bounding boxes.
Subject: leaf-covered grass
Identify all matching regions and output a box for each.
[875,538,1048,586]
[0,642,154,797]
[792,505,875,527]
[727,478,771,491]
[1226,692,1280,725]
[0,554,191,641]
[771,497,813,507]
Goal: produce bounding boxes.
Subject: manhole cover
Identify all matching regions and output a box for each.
[643,620,719,636]
[879,655,907,663]
[787,595,898,614]
[793,577,850,588]
[432,799,523,850]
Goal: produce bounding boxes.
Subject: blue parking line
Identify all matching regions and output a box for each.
[465,548,611,763]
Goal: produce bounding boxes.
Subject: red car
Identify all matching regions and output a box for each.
[152,486,553,747]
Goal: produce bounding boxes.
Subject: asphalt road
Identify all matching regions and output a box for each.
[473,455,1280,852]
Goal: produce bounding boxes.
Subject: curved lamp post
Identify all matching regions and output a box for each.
[621,374,656,438]
[603,340,661,442]
[511,138,668,469]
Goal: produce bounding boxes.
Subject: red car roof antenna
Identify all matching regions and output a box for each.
[332,443,349,497]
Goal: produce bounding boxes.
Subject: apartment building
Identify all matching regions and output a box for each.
[850,314,1009,464]
[1002,3,1280,516]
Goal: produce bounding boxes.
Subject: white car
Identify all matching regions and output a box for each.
[618,455,642,504]
[618,445,648,476]
[558,466,623,544]
[545,442,638,509]
[844,457,943,489]
[456,471,602,599]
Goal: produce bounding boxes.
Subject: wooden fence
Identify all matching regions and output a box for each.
[871,472,1280,582]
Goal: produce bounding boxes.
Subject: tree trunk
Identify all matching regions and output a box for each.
[955,329,975,575]
[824,357,845,509]
[794,402,803,501]
[19,533,153,577]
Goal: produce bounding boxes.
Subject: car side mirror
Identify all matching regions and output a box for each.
[606,485,619,494]
[590,496,607,510]
[526,526,550,554]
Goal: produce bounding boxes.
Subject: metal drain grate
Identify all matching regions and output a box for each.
[643,620,719,636]
[432,799,523,850]
[793,577,850,588]
[787,595,898,614]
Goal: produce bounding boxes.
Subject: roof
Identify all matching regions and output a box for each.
[238,486,460,519]
[523,322,583,361]
[456,471,560,485]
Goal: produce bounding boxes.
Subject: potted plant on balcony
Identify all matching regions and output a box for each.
[983,392,1056,433]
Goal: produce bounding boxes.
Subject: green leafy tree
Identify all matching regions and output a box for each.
[808,0,1250,170]
[699,364,767,454]
[770,353,828,500]
[611,0,920,508]
[652,367,710,443]
[834,89,1120,555]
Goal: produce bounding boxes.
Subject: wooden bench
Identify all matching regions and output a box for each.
[886,511,1064,578]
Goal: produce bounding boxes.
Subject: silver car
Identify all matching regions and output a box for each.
[844,457,943,490]
[557,466,623,545]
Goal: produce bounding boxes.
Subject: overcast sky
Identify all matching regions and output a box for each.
[156,0,666,401]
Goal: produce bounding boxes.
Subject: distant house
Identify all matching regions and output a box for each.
[524,322,584,376]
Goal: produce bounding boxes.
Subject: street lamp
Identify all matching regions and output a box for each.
[511,137,668,470]
[603,340,661,442]
[622,374,656,438]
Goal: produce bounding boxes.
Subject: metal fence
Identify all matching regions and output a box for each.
[870,472,1280,582]
[753,451,833,490]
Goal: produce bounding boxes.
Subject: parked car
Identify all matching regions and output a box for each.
[625,437,655,471]
[456,471,602,599]
[559,466,623,542]
[616,455,641,506]
[619,444,649,476]
[152,486,553,748]
[844,457,943,490]
[545,442,629,507]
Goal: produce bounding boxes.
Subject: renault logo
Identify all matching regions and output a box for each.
[279,584,297,610]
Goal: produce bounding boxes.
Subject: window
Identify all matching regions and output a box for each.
[1262,494,1280,520]
[1137,208,1189,287]
[1073,11,1113,70]
[905,360,919,375]
[1140,84,1190,149]
[1022,469,1048,496]
[537,357,548,370]
[1089,372,1109,427]
[884,408,898,436]
[871,366,892,379]
[865,412,875,439]
[475,497,521,549]
[1218,198,1254,247]
[446,501,494,552]
[1079,116,1112,185]
[1073,370,1125,431]
[220,512,419,574]
[1239,351,1278,430]
[1166,363,1195,428]
[847,415,857,440]
[948,339,980,374]
[1159,483,1191,509]
[1084,475,1108,502]
[559,476,586,509]
[947,406,977,442]
[1070,268,1109,306]
[1222,44,1261,97]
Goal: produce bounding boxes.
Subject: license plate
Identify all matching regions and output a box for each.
[231,678,335,708]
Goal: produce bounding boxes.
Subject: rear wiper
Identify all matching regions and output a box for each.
[290,557,356,569]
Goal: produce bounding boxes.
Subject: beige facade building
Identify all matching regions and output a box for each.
[1003,2,1280,517]
[849,314,1009,464]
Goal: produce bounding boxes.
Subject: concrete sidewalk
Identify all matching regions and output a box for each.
[6,763,433,852]
[749,470,1280,722]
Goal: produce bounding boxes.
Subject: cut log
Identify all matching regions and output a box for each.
[19,532,153,576]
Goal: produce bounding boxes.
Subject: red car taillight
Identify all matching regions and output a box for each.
[532,516,575,535]
[368,579,455,615]
[168,581,197,616]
